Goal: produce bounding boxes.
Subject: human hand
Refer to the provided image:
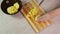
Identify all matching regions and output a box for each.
[37,8,60,23]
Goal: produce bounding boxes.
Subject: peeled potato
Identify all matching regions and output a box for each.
[14,2,19,9]
[7,2,19,14]
[7,6,18,14]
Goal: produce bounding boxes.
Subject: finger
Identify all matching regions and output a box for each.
[37,8,60,23]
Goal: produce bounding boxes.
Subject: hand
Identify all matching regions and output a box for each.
[37,8,60,23]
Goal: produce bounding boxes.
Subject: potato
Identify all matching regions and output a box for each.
[7,2,19,14]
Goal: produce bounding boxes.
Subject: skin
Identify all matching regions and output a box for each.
[37,7,60,23]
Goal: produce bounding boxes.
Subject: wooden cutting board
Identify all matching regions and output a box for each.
[21,0,51,33]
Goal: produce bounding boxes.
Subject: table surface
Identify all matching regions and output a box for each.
[0,0,60,34]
